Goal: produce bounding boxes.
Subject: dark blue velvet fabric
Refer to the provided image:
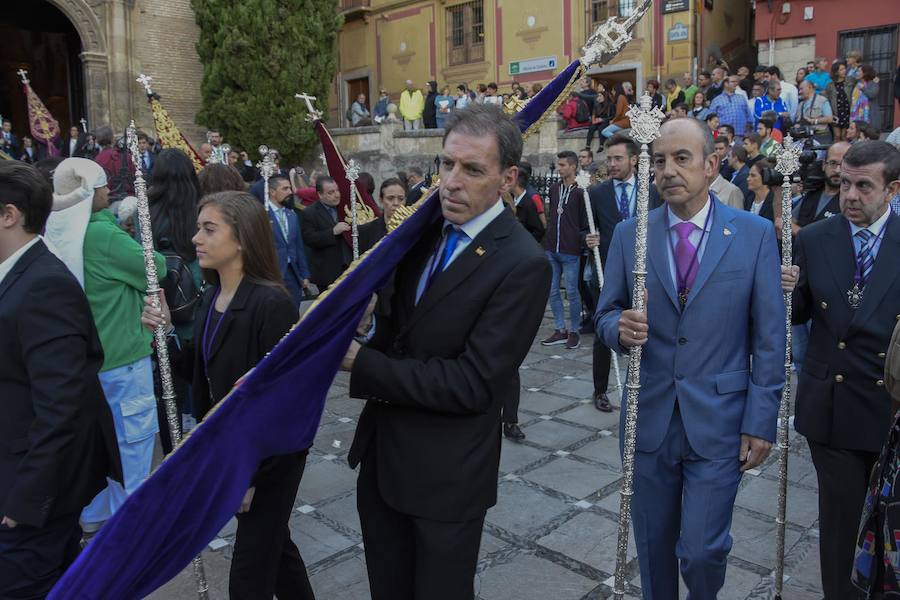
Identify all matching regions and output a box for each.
[50,59,576,600]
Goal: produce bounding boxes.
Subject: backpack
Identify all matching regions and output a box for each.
[346,104,355,122]
[575,98,591,123]
[160,250,202,325]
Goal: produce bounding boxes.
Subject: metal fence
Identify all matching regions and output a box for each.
[422,158,560,205]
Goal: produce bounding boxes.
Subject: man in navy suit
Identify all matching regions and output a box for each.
[585,133,662,412]
[597,118,784,598]
[266,175,310,307]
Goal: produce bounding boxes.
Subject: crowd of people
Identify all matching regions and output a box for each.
[2,47,900,600]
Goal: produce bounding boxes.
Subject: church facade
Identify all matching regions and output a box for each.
[0,0,205,145]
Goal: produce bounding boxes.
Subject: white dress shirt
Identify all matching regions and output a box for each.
[849,207,891,261]
[613,175,638,218]
[0,236,41,286]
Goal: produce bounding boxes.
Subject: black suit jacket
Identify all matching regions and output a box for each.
[300,201,352,290]
[60,135,83,158]
[348,209,551,522]
[744,189,775,223]
[515,192,545,242]
[0,241,121,527]
[731,165,749,199]
[405,180,427,206]
[587,178,663,267]
[795,188,841,228]
[792,214,900,452]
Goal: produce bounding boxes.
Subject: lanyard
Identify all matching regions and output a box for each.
[664,202,715,304]
[202,287,230,383]
[849,213,890,286]
[555,183,574,253]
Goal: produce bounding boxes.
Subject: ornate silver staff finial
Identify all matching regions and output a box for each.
[576,169,624,394]
[581,0,653,67]
[771,134,801,600]
[295,92,324,122]
[125,120,210,599]
[16,68,29,85]
[611,87,665,600]
[257,145,278,204]
[136,73,154,95]
[346,158,362,260]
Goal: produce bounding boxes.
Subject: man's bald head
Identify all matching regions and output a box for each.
[658,117,716,159]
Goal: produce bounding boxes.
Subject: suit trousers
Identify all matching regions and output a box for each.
[631,406,742,600]
[283,265,304,309]
[807,440,877,600]
[229,456,315,600]
[502,375,521,425]
[357,454,485,600]
[0,513,81,600]
[587,267,611,395]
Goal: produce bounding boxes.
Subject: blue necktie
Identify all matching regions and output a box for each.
[856,229,875,284]
[618,182,630,221]
[438,226,465,272]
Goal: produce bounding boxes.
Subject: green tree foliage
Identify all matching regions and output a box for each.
[192,0,341,163]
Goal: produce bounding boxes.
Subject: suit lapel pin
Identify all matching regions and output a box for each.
[475,246,486,256]
[723,228,732,236]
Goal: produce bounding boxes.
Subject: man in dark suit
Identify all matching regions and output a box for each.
[793,142,849,228]
[266,175,310,306]
[511,169,544,242]
[60,126,83,158]
[340,104,551,599]
[0,161,121,597]
[404,166,427,206]
[1,119,20,160]
[136,131,156,185]
[715,137,734,181]
[300,175,352,290]
[784,140,900,600]
[729,145,750,199]
[585,133,662,412]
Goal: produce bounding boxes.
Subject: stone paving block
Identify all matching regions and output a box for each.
[537,511,636,571]
[479,533,509,560]
[297,459,358,505]
[523,457,621,499]
[324,393,365,418]
[486,481,572,537]
[475,554,597,600]
[519,391,579,415]
[499,441,550,473]
[542,377,595,399]
[555,402,621,431]
[312,419,358,454]
[310,554,371,600]
[734,476,819,528]
[573,436,622,471]
[788,538,822,590]
[288,512,356,566]
[729,509,803,570]
[630,563,762,600]
[522,420,594,450]
[519,368,562,389]
[528,357,591,375]
[316,491,362,535]
[147,549,232,600]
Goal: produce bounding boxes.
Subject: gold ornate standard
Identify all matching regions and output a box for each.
[613,92,665,599]
[773,135,801,600]
[576,170,623,394]
[126,121,210,600]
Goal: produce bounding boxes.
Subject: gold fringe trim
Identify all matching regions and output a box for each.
[521,64,586,141]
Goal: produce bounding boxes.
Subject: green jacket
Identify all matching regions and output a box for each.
[82,209,166,372]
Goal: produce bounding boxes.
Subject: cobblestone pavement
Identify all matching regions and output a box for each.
[150,311,824,599]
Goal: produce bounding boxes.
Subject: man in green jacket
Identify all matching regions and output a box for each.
[45,158,166,536]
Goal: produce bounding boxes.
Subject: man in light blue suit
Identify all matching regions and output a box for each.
[266,175,311,307]
[596,118,785,599]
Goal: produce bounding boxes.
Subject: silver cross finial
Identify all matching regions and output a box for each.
[136,73,154,95]
[295,92,324,122]
[256,145,278,180]
[16,69,29,85]
[774,135,802,176]
[79,117,88,132]
[627,92,666,145]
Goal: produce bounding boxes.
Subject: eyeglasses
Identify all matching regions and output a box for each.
[824,160,842,168]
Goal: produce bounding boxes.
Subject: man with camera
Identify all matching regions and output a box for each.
[794,142,850,228]
[796,80,834,146]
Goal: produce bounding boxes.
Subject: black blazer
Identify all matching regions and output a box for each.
[792,214,900,452]
[348,209,551,522]
[300,201,352,290]
[405,180,427,206]
[587,178,663,266]
[358,216,388,253]
[0,241,121,527]
[731,165,749,198]
[744,189,775,223]
[795,188,841,228]
[60,135,83,158]
[515,192,545,242]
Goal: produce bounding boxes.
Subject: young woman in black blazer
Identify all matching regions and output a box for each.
[142,190,314,599]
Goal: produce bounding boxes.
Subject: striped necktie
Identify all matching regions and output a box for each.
[856,229,874,285]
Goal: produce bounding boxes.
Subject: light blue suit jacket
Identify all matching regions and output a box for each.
[596,196,785,460]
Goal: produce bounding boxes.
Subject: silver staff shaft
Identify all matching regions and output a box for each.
[126,122,210,600]
[345,158,361,261]
[579,179,623,393]
[772,137,800,600]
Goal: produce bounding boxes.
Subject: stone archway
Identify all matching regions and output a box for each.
[45,0,111,129]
